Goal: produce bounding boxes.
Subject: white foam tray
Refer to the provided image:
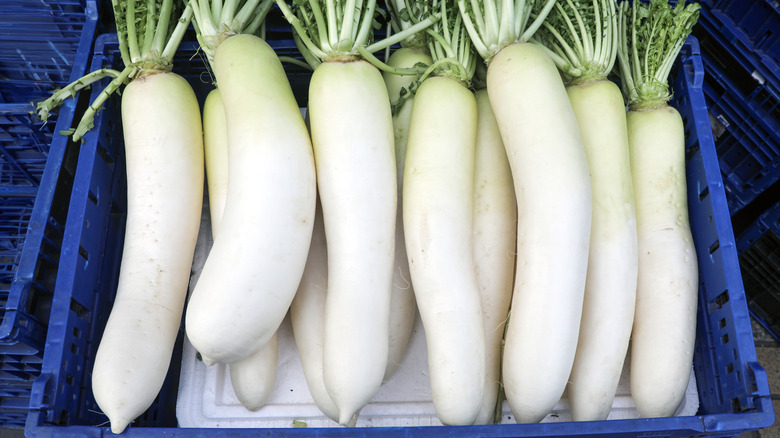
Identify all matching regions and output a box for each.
[176,201,699,429]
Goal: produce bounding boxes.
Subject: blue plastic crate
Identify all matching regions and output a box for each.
[0,0,95,103]
[692,23,780,214]
[0,197,36,325]
[0,0,97,341]
[24,35,774,437]
[0,104,58,191]
[0,382,37,427]
[0,98,78,428]
[0,0,97,190]
[697,0,780,93]
[735,201,780,343]
[0,0,97,427]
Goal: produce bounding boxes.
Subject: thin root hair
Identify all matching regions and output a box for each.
[392,266,412,290]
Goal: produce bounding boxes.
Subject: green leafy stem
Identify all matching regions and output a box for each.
[190,0,275,67]
[458,0,557,62]
[386,0,432,49]
[616,0,700,110]
[38,0,194,141]
[275,0,439,68]
[532,0,618,86]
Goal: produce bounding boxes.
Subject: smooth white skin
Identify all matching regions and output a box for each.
[289,200,341,423]
[184,34,317,365]
[471,88,517,425]
[228,331,279,411]
[404,76,485,426]
[308,59,397,425]
[565,79,638,422]
[487,42,592,424]
[627,106,698,418]
[382,47,433,381]
[203,89,229,235]
[202,87,280,412]
[91,71,204,435]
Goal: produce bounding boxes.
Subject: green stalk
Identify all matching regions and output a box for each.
[162,3,194,60]
[304,0,330,52]
[532,0,618,85]
[142,0,157,56]
[127,0,141,62]
[211,0,222,20]
[293,29,323,69]
[339,0,359,45]
[278,56,316,71]
[458,0,556,61]
[36,68,124,122]
[71,67,136,140]
[234,0,263,29]
[152,0,175,54]
[415,0,476,85]
[112,0,132,67]
[191,0,217,42]
[36,0,194,141]
[365,16,440,53]
[276,0,438,68]
[189,0,275,68]
[244,0,273,35]
[220,0,240,24]
[615,0,700,111]
[325,0,337,46]
[386,0,429,49]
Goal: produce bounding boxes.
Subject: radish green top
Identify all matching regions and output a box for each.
[275,0,437,66]
[37,0,193,140]
[419,0,478,85]
[382,0,438,114]
[616,0,700,111]
[384,0,475,114]
[533,0,618,85]
[386,0,432,50]
[458,0,556,61]
[190,0,274,65]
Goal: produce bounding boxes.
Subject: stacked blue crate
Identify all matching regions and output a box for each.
[22,34,775,438]
[736,201,780,342]
[694,0,779,215]
[694,0,780,363]
[0,0,97,427]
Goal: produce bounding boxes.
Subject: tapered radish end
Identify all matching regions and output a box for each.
[234,386,273,412]
[513,411,549,424]
[338,409,359,427]
[200,355,216,367]
[434,398,482,426]
[109,416,131,435]
[241,402,264,412]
